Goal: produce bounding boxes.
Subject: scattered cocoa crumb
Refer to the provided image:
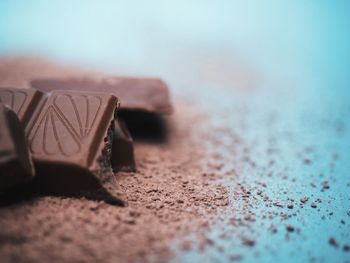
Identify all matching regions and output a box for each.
[269,225,278,233]
[286,225,295,232]
[244,213,255,222]
[229,254,243,261]
[311,202,317,208]
[273,202,284,208]
[241,236,255,247]
[343,245,350,252]
[180,240,192,251]
[300,197,309,204]
[303,158,311,165]
[329,237,338,247]
[322,181,330,190]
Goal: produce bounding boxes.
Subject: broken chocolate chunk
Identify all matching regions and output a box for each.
[30,77,173,114]
[111,119,136,172]
[0,104,35,189]
[0,87,128,204]
[25,90,125,205]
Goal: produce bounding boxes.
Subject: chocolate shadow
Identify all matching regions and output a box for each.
[118,110,168,143]
[0,164,125,207]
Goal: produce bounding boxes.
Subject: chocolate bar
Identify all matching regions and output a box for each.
[30,77,173,114]
[0,104,35,189]
[0,87,125,205]
[112,119,136,172]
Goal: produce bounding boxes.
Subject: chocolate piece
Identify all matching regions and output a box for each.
[30,77,173,114]
[0,88,44,126]
[0,104,35,189]
[0,88,124,205]
[112,119,136,172]
[25,90,125,205]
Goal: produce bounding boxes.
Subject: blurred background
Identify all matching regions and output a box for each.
[0,1,349,262]
[1,1,349,98]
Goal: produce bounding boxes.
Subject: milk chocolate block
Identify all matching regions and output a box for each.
[25,90,125,205]
[30,77,173,114]
[0,104,35,189]
[0,87,44,126]
[112,119,136,172]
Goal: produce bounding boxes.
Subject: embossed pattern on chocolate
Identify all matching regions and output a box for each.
[28,93,103,157]
[0,89,27,113]
[0,88,44,126]
[27,91,107,162]
[25,90,125,205]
